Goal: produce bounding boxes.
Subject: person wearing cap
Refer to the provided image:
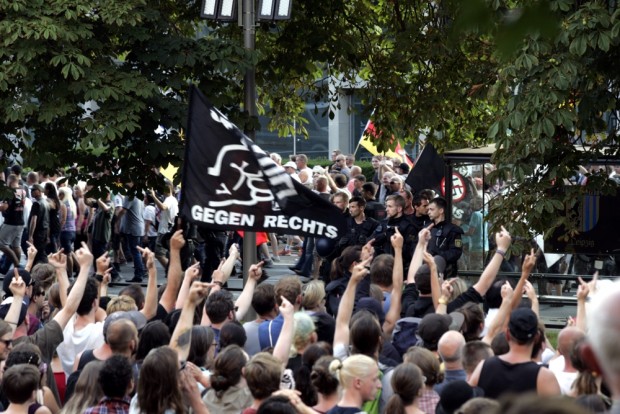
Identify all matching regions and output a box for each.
[283,161,300,182]
[28,183,50,265]
[396,162,410,178]
[388,176,404,196]
[468,307,560,398]
[427,197,464,278]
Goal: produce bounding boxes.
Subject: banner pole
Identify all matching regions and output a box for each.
[242,0,257,284]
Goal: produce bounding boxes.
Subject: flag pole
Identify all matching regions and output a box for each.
[242,0,257,284]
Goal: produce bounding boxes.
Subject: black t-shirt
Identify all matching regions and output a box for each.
[29,198,50,239]
[447,286,484,313]
[2,188,26,225]
[326,406,362,414]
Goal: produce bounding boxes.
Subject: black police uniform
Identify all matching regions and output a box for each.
[428,220,464,277]
[364,199,386,221]
[372,214,416,272]
[408,213,431,244]
[339,216,378,249]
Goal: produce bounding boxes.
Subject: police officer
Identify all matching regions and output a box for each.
[372,194,416,271]
[427,196,464,277]
[339,196,378,250]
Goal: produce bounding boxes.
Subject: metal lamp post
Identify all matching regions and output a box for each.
[201,0,292,283]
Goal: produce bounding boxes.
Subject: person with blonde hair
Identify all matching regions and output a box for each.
[106,295,138,314]
[301,280,326,313]
[327,354,381,413]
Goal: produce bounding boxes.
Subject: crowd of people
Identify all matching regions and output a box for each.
[0,157,618,414]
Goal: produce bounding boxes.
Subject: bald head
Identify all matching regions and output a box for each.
[438,331,466,366]
[557,327,585,357]
[107,319,139,355]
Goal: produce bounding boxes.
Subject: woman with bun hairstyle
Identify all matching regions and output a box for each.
[310,356,339,414]
[326,354,381,414]
[202,344,252,414]
[385,363,426,414]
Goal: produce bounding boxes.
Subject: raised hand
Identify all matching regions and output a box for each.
[137,246,156,270]
[75,242,94,270]
[495,225,512,251]
[391,227,404,249]
[351,256,372,283]
[521,248,537,275]
[170,229,186,251]
[95,251,110,275]
[9,271,27,298]
[48,249,67,270]
[418,224,434,245]
[187,282,211,305]
[279,296,295,319]
[361,239,375,262]
[184,262,201,281]
[249,262,264,282]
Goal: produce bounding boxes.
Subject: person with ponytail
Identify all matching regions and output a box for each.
[385,363,426,414]
[294,342,332,407]
[326,354,381,414]
[310,356,339,414]
[325,246,369,316]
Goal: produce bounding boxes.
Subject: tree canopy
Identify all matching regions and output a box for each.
[1,0,620,241]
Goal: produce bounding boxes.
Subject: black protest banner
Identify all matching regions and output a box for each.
[405,143,446,194]
[181,85,347,239]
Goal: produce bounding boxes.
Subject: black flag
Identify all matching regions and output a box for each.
[405,143,446,194]
[181,85,347,239]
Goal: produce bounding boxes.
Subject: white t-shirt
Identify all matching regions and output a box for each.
[143,204,158,237]
[298,167,313,188]
[554,370,578,395]
[157,196,178,234]
[56,314,105,375]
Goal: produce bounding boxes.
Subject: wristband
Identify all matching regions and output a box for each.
[213,281,224,288]
[438,297,448,305]
[496,249,506,257]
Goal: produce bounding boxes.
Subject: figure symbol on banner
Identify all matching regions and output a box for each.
[209,153,274,207]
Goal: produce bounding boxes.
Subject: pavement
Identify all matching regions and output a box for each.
[106,248,304,295]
